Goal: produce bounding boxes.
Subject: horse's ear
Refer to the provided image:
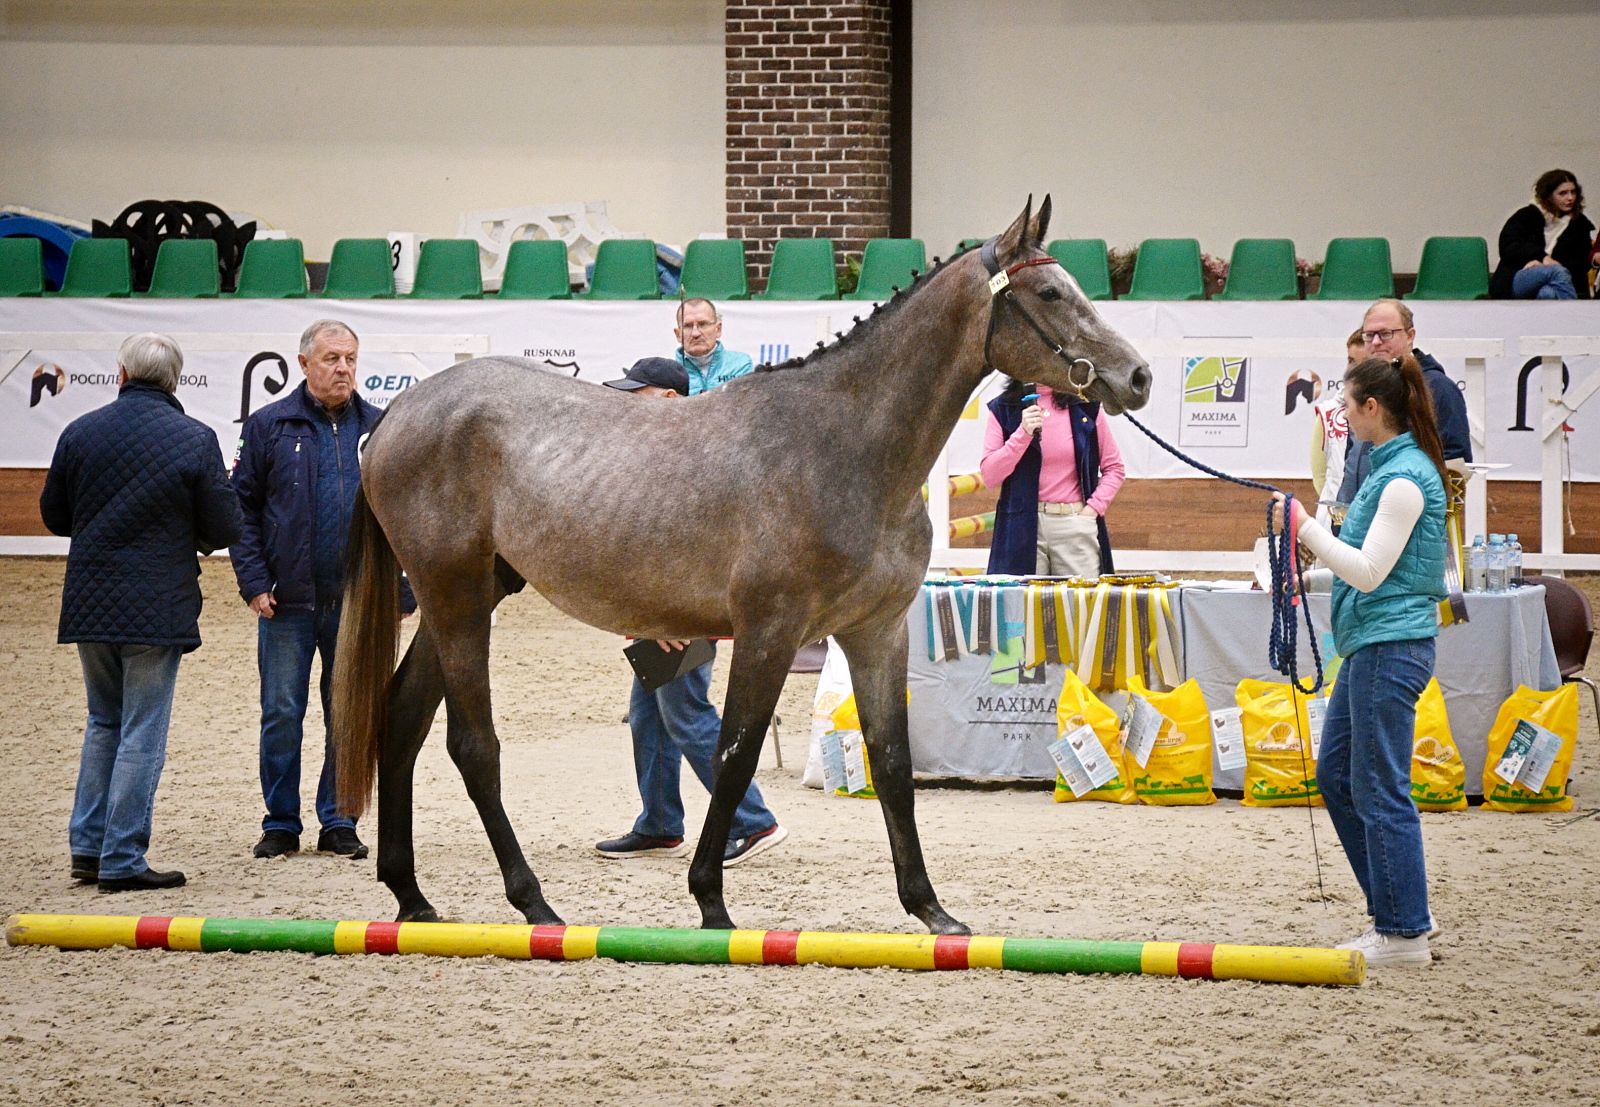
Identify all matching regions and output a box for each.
[1032,195,1052,247]
[996,195,1034,261]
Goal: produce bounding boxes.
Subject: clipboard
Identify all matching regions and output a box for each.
[623,638,716,691]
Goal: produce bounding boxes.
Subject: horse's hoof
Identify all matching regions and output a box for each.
[397,905,440,923]
[699,912,737,931]
[524,906,564,926]
[920,909,970,936]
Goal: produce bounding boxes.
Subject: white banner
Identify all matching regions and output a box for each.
[2,299,1596,480]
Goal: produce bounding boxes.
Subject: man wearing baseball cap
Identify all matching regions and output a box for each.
[602,356,690,397]
[595,338,787,868]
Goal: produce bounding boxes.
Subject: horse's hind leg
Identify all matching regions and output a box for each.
[377,562,529,922]
[377,621,446,921]
[423,566,560,925]
[836,617,968,936]
[686,634,793,930]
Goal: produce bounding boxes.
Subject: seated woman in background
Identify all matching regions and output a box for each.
[1490,169,1594,300]
[980,379,1125,578]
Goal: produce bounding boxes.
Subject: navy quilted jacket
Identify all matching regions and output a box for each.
[40,381,242,651]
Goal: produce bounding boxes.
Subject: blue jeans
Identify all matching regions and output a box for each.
[1316,637,1434,937]
[69,643,183,880]
[629,655,774,842]
[258,603,354,836]
[1511,264,1577,300]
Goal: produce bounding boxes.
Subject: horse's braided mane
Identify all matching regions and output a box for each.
[752,247,972,374]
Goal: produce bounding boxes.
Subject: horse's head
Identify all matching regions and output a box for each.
[975,196,1151,415]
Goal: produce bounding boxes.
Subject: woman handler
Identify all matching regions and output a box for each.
[1273,354,1448,969]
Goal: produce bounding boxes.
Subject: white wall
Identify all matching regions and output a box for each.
[0,0,725,258]
[912,1,1600,270]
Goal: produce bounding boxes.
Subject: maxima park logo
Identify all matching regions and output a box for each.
[1179,355,1250,447]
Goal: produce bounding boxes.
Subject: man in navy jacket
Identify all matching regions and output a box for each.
[232,319,399,861]
[41,333,240,892]
[1337,299,1471,504]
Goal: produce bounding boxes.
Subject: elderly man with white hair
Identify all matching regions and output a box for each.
[40,332,241,892]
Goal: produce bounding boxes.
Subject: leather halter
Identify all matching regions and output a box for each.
[977,237,1097,400]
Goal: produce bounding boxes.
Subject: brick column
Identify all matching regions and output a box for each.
[726,1,895,291]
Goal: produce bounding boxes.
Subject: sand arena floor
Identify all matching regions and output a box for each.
[1,559,1598,1106]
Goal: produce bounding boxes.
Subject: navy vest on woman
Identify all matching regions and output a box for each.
[984,392,1114,576]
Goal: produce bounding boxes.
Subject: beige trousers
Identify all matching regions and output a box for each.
[1035,511,1101,577]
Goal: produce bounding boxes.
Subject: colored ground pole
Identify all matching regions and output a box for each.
[3,915,1364,987]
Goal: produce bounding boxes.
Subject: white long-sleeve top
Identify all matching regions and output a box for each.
[1296,478,1424,593]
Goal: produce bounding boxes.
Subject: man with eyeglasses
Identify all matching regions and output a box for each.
[672,297,754,394]
[1336,298,1471,502]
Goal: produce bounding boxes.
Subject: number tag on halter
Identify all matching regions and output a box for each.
[987,270,1011,295]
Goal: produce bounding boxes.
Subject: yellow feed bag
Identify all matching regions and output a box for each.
[1481,684,1579,813]
[1409,678,1466,812]
[1126,676,1215,806]
[1237,679,1325,808]
[828,694,876,799]
[1053,670,1136,803]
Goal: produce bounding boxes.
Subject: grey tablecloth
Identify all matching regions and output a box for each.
[1180,586,1558,793]
[902,584,1558,794]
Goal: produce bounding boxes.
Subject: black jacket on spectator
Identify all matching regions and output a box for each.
[1490,203,1595,299]
[40,380,241,651]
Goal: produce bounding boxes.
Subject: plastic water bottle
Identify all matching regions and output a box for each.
[1466,535,1487,593]
[1507,534,1523,588]
[1486,534,1507,593]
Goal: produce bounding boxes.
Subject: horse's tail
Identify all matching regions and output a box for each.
[333,483,400,820]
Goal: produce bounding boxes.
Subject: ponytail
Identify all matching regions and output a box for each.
[1345,355,1449,486]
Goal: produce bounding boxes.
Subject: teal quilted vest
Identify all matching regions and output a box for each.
[1329,432,1447,657]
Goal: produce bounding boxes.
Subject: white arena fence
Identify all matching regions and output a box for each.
[1,299,1595,572]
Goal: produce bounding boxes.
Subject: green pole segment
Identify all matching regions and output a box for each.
[594,927,735,964]
[200,918,339,955]
[1001,939,1147,974]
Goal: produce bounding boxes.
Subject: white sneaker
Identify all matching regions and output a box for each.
[1337,927,1432,968]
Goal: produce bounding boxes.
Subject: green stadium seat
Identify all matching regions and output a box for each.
[0,237,46,296]
[584,239,660,299]
[957,237,986,255]
[497,240,571,299]
[679,239,749,300]
[1124,238,1205,301]
[846,238,926,300]
[756,239,838,300]
[1216,238,1299,301]
[58,238,133,297]
[1046,238,1113,301]
[233,239,308,298]
[1407,236,1490,300]
[145,239,220,298]
[410,238,483,299]
[322,238,396,298]
[1310,237,1393,300]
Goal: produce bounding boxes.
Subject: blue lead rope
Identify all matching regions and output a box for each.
[1120,411,1324,696]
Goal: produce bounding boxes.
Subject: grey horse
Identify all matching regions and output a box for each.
[332,196,1151,935]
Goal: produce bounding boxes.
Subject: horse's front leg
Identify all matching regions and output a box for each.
[687,636,792,930]
[836,616,968,935]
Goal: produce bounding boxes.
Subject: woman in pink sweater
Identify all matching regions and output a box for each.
[980,381,1126,578]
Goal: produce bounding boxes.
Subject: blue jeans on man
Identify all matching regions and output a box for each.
[258,601,355,836]
[629,659,774,842]
[1315,637,1434,938]
[69,642,183,880]
[1511,264,1577,300]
